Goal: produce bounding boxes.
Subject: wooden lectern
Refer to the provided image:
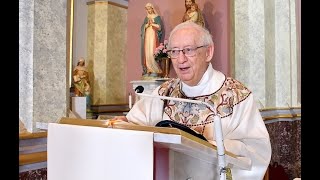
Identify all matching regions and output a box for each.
[48,118,251,180]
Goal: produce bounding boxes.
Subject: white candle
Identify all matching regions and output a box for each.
[129,93,132,109]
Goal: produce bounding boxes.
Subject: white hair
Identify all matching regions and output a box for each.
[168,21,213,48]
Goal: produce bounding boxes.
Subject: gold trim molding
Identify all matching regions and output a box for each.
[259,106,301,112]
[19,132,47,140]
[263,114,301,121]
[87,0,108,5]
[19,151,47,166]
[259,106,301,121]
[87,0,128,9]
[67,0,74,88]
[108,1,128,9]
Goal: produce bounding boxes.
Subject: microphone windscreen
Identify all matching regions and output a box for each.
[135,86,144,93]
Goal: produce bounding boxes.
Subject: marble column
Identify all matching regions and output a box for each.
[234,0,300,108]
[87,0,127,105]
[19,0,68,132]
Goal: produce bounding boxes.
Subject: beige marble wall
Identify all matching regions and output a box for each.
[19,0,68,132]
[234,0,300,108]
[107,3,127,104]
[87,1,109,104]
[87,0,127,105]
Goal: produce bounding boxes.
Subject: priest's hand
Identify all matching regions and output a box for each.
[111,116,128,122]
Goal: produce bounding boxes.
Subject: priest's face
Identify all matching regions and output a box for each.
[169,27,213,86]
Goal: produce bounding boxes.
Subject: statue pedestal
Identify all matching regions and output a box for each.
[71,97,87,119]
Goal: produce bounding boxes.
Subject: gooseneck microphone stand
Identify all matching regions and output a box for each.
[135,91,227,180]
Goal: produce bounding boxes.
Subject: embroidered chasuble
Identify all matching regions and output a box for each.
[126,63,271,180]
[158,76,251,136]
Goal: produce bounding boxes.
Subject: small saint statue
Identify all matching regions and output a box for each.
[73,57,90,97]
[73,57,91,110]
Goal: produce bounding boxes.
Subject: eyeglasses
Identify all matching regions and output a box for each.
[167,45,207,58]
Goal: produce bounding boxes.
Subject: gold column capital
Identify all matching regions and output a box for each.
[87,0,109,5]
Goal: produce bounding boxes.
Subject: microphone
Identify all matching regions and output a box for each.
[134,86,144,93]
[133,86,145,105]
[135,91,227,179]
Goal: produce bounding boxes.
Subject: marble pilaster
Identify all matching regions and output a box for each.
[234,0,266,107]
[87,0,127,105]
[273,0,292,107]
[19,0,68,132]
[289,0,299,106]
[234,0,300,108]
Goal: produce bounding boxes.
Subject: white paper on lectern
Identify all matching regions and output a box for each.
[48,123,154,180]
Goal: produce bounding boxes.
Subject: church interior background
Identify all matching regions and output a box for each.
[19,0,301,179]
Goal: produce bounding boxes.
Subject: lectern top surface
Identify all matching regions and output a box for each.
[58,117,237,158]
